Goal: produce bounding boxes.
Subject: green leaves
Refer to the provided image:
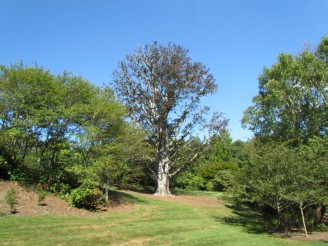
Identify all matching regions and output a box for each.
[233,139,328,231]
[242,38,327,145]
[0,63,142,190]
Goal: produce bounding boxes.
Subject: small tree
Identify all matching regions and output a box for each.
[285,138,328,237]
[37,191,47,205]
[113,42,226,196]
[233,139,328,235]
[5,188,17,213]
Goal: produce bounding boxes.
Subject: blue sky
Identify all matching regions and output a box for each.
[1,0,327,141]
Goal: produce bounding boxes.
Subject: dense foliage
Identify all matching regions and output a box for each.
[231,139,328,235]
[173,130,240,192]
[0,63,152,209]
[68,179,105,210]
[235,37,328,236]
[242,38,327,146]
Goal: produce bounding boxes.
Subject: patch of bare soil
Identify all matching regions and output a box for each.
[276,232,328,243]
[123,190,224,207]
[0,181,133,217]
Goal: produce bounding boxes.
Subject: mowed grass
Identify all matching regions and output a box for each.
[0,190,324,246]
[172,188,225,198]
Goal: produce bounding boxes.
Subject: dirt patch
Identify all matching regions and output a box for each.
[276,232,328,243]
[122,237,153,246]
[0,181,133,217]
[123,190,223,207]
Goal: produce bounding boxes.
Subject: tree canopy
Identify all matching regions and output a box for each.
[236,37,328,236]
[242,37,327,145]
[0,63,151,208]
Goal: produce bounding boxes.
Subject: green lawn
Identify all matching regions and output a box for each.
[172,188,225,198]
[0,190,324,246]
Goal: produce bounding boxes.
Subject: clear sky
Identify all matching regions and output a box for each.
[1,0,327,141]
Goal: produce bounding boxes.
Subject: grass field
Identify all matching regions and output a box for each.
[0,189,325,246]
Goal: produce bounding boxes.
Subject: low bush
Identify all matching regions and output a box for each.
[37,191,47,205]
[68,179,105,211]
[5,188,17,213]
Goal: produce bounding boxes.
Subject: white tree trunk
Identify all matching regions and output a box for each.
[154,149,172,196]
[155,171,171,196]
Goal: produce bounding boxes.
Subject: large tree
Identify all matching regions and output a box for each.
[242,37,327,145]
[113,42,226,196]
[0,63,138,188]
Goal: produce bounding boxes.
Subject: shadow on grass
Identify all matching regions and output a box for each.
[109,189,148,206]
[215,202,270,234]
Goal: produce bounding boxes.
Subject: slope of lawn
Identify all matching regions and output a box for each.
[0,189,325,246]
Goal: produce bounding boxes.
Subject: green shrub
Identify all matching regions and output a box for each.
[201,162,238,191]
[174,172,206,190]
[68,180,104,211]
[38,191,47,205]
[5,188,17,213]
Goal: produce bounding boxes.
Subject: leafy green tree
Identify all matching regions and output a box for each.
[200,161,238,191]
[5,188,17,213]
[0,63,63,181]
[231,140,254,168]
[113,42,227,196]
[67,86,153,199]
[0,63,146,194]
[242,38,327,145]
[173,131,238,192]
[205,129,232,163]
[237,38,328,234]
[285,138,328,237]
[89,124,153,200]
[233,139,328,235]
[316,36,328,64]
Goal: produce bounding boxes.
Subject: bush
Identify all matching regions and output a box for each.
[37,191,47,205]
[201,162,238,191]
[174,172,206,190]
[68,180,105,211]
[6,188,17,213]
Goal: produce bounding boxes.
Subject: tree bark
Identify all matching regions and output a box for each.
[300,202,309,238]
[102,184,109,206]
[154,148,172,196]
[155,170,171,196]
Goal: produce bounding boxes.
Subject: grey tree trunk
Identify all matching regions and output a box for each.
[155,147,172,196]
[155,171,171,196]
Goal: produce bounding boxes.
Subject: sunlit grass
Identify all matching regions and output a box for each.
[172,188,225,197]
[0,190,324,246]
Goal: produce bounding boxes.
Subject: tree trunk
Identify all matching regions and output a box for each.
[300,202,309,238]
[102,184,109,206]
[154,150,172,196]
[105,187,109,203]
[155,171,171,196]
[316,203,324,224]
